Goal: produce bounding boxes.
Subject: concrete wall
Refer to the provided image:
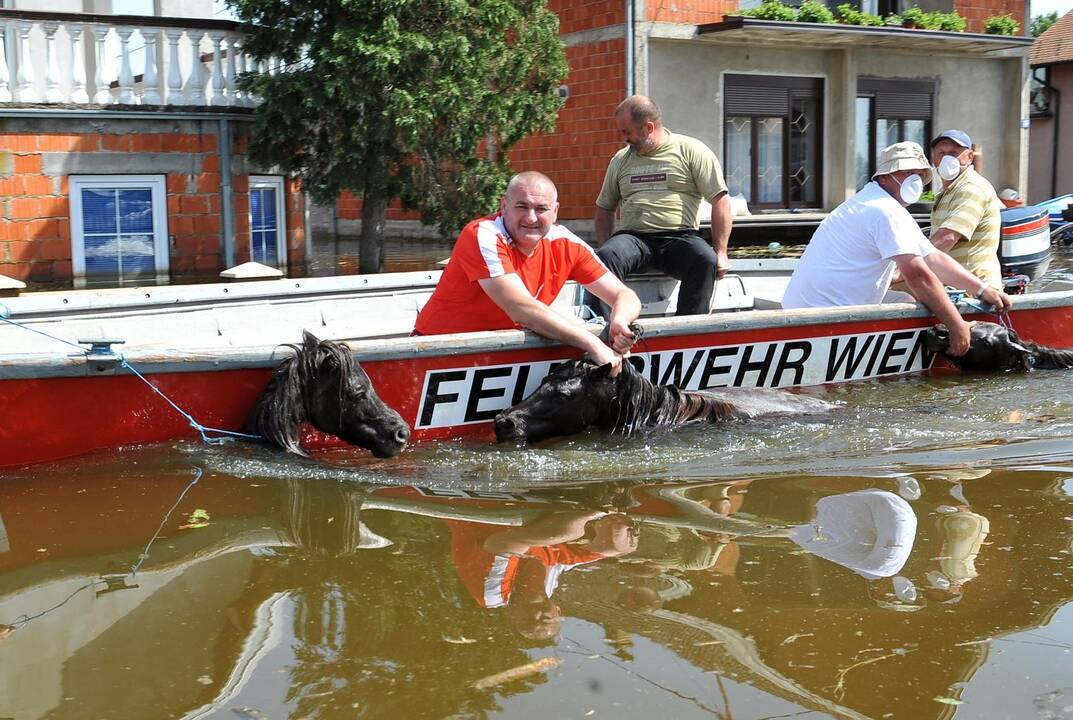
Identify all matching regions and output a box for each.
[1029,65,1073,203]
[648,38,1026,210]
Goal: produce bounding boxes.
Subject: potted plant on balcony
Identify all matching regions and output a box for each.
[936,11,967,31]
[835,3,884,26]
[984,13,1019,34]
[740,0,798,21]
[797,0,836,24]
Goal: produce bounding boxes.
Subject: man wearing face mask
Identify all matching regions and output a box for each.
[929,130,1004,294]
[783,142,1011,356]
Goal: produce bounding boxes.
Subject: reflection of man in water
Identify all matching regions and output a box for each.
[447,511,638,639]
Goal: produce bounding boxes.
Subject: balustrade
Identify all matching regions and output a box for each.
[0,10,274,108]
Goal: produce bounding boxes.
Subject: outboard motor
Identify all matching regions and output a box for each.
[998,205,1051,284]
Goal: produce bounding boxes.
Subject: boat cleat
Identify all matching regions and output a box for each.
[78,338,126,375]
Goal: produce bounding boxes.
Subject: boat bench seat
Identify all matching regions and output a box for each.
[624,273,754,317]
[318,294,424,340]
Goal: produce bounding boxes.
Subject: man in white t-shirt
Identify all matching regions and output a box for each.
[782,142,1011,356]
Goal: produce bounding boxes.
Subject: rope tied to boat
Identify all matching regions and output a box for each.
[960,297,1016,332]
[0,312,261,445]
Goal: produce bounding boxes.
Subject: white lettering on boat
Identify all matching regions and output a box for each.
[415,329,934,428]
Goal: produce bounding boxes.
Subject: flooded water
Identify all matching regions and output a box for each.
[4,248,1073,720]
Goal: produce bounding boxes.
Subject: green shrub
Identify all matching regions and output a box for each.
[884,13,903,26]
[984,13,1019,34]
[835,3,884,26]
[797,0,836,23]
[741,0,798,21]
[935,11,967,31]
[899,5,926,25]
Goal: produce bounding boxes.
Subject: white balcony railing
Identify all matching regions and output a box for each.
[0,10,279,109]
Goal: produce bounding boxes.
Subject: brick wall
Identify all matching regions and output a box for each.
[0,118,305,287]
[547,0,627,34]
[509,40,627,221]
[954,0,1025,33]
[645,0,739,25]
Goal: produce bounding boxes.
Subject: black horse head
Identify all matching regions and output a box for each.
[246,331,410,457]
[924,322,1034,372]
[494,359,683,444]
[494,360,624,443]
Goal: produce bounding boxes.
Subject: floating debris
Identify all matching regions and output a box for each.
[232,708,272,720]
[179,508,211,530]
[933,697,964,706]
[443,635,477,644]
[473,657,560,690]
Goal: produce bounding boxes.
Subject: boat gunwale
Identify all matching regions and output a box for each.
[3,290,1070,380]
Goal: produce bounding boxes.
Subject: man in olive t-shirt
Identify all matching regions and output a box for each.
[591,95,732,317]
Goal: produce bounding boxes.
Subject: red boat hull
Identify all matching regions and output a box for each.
[3,305,1071,468]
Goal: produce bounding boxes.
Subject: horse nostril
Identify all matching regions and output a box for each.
[496,415,515,432]
[395,425,411,444]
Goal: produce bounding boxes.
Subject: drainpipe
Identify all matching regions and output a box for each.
[626,0,634,96]
[219,118,236,268]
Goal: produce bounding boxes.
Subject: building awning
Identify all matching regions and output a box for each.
[696,17,1033,56]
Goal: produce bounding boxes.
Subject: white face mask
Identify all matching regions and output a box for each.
[938,154,963,181]
[898,173,924,205]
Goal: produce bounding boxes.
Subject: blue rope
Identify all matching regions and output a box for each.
[961,298,1016,331]
[1,311,261,444]
[5,466,205,633]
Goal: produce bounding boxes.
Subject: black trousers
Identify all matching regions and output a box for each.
[589,230,718,317]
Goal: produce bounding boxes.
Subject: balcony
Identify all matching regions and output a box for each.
[0,9,276,111]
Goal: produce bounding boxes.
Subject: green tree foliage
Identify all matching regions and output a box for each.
[1032,11,1059,37]
[229,0,568,272]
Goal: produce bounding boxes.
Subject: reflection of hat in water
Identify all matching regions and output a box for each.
[631,524,721,572]
[790,490,917,580]
[935,510,990,584]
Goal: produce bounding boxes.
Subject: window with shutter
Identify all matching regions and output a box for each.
[856,78,935,188]
[69,175,168,288]
[723,74,823,210]
[248,176,287,269]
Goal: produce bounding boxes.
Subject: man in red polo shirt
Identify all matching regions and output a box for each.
[414,171,641,375]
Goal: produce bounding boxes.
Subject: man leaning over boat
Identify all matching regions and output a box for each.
[413,171,642,375]
[782,142,1012,357]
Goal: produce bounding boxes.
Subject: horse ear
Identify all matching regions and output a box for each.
[593,362,615,378]
[302,330,321,351]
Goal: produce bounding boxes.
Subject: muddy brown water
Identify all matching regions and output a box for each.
[2,247,1073,720]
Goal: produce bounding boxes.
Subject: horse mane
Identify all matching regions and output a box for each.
[606,363,742,433]
[1025,341,1073,370]
[246,331,357,456]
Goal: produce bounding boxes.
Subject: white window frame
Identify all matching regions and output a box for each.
[69,174,169,288]
[248,175,288,271]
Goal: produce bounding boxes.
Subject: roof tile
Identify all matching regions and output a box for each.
[1031,9,1073,66]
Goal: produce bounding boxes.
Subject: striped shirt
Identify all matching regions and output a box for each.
[931,167,1003,292]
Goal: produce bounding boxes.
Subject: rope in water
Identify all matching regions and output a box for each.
[0,302,260,444]
[4,466,204,632]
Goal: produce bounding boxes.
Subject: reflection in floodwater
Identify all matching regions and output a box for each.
[1,459,1072,719]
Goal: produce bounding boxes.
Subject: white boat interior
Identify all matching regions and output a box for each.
[0,260,797,355]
